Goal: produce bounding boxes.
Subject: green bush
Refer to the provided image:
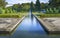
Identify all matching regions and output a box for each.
[46,8,60,14]
[40,14,60,17]
[0,8,3,14]
[0,14,20,18]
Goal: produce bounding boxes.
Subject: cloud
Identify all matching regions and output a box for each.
[40,0,49,3]
[6,0,49,7]
[6,0,33,4]
[6,0,48,4]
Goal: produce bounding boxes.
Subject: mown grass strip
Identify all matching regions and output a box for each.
[40,14,60,17]
[0,14,21,18]
[36,14,60,18]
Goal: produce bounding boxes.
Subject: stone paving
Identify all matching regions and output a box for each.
[39,17,60,34]
[0,18,20,32]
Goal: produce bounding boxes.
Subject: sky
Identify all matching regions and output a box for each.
[6,0,49,7]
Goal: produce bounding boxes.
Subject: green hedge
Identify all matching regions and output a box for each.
[0,14,20,18]
[46,8,60,14]
[40,14,60,17]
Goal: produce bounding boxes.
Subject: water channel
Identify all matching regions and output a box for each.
[0,14,60,38]
[0,14,47,38]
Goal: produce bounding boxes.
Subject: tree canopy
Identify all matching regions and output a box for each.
[0,0,7,8]
[35,0,41,12]
[49,0,60,7]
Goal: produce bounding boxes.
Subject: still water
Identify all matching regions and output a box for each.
[0,16,60,38]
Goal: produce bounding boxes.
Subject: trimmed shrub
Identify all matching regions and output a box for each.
[40,14,60,17]
[0,14,20,18]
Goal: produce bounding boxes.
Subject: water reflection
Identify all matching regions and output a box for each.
[10,16,46,38]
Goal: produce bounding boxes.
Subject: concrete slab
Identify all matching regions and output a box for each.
[0,17,25,34]
[34,14,60,34]
[40,18,60,34]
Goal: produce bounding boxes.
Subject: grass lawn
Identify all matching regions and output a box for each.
[33,12,60,18]
[0,12,28,18]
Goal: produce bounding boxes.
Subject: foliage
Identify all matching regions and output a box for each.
[40,3,47,9]
[46,8,60,14]
[21,3,30,12]
[0,13,26,18]
[12,4,21,12]
[39,14,60,17]
[0,8,6,14]
[0,0,60,14]
[35,0,41,12]
[49,0,60,7]
[30,2,34,12]
[0,0,7,8]
[0,14,20,18]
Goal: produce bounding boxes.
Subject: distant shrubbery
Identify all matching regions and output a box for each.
[46,7,60,14]
[0,14,21,18]
[0,8,5,14]
[0,7,17,14]
[40,14,60,17]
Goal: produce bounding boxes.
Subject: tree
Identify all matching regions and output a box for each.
[35,0,41,12]
[12,3,21,12]
[49,0,60,7]
[0,0,7,8]
[21,3,30,12]
[30,2,35,12]
[40,3,45,9]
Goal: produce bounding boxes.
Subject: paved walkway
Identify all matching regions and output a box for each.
[0,18,21,33]
[43,18,60,31]
[38,17,60,34]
